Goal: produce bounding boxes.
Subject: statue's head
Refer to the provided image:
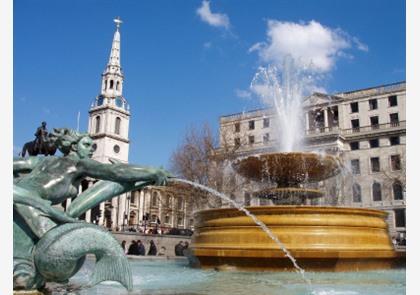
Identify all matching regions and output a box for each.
[50,128,93,158]
[41,121,47,127]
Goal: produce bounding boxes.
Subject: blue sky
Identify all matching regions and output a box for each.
[13,0,405,168]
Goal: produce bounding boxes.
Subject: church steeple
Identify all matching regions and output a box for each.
[88,17,130,165]
[100,17,126,99]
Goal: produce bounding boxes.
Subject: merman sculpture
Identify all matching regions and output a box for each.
[13,128,170,292]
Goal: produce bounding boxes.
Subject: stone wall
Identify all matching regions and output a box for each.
[112,231,191,257]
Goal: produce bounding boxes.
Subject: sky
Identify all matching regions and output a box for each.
[13,0,406,168]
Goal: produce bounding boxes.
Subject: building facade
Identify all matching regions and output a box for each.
[218,82,406,239]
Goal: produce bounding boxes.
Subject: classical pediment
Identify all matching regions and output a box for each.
[303,93,342,107]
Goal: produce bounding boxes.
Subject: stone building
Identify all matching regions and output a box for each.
[79,18,194,232]
[218,81,406,239]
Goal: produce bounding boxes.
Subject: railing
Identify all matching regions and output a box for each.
[305,121,405,136]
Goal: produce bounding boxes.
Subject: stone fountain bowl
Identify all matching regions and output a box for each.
[233,152,342,186]
[190,206,405,271]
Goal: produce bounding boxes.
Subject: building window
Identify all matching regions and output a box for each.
[391,155,402,171]
[115,117,121,134]
[151,214,157,223]
[116,81,120,91]
[95,116,101,133]
[244,192,251,206]
[351,119,360,132]
[263,133,270,143]
[351,159,360,175]
[393,181,404,200]
[234,123,240,133]
[152,192,158,207]
[92,143,97,151]
[370,116,379,129]
[350,102,359,113]
[369,138,379,148]
[110,79,114,89]
[390,136,400,145]
[234,137,240,147]
[130,191,136,204]
[177,216,184,226]
[248,120,255,130]
[390,113,399,126]
[263,118,270,128]
[369,99,378,110]
[372,182,382,201]
[394,209,405,228]
[388,95,398,107]
[248,135,255,145]
[352,183,362,202]
[350,142,359,150]
[164,215,170,224]
[104,80,108,91]
[370,157,380,172]
[177,198,183,210]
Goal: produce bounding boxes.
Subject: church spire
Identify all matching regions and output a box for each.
[108,17,122,67]
[100,17,125,98]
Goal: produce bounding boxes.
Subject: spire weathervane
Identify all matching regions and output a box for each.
[113,16,123,30]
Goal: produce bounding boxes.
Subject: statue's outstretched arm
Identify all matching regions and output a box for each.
[78,158,169,185]
[13,157,43,174]
[67,179,153,218]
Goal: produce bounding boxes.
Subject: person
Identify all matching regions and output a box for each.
[147,240,157,256]
[175,241,184,256]
[137,240,145,256]
[182,241,189,256]
[127,240,139,255]
[14,128,170,238]
[34,121,48,151]
[121,240,127,254]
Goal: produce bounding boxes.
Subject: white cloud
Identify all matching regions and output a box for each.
[235,89,252,99]
[250,20,367,73]
[196,1,230,29]
[203,41,212,49]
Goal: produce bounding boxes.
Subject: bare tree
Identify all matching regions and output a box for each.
[169,122,247,210]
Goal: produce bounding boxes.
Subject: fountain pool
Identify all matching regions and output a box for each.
[50,257,405,295]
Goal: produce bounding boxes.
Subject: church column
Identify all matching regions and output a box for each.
[323,109,329,130]
[99,202,105,225]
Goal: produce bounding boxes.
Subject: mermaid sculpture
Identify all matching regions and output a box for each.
[14,128,170,292]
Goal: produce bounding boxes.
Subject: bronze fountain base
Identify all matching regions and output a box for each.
[191,206,404,271]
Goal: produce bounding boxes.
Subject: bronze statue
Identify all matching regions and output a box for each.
[21,122,57,157]
[14,128,170,292]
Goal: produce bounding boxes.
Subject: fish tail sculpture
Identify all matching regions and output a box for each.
[33,222,133,290]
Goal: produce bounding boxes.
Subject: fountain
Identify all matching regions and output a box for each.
[190,152,404,271]
[189,62,405,272]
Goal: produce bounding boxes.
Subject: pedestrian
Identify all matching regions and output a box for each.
[175,241,184,256]
[182,241,189,256]
[121,240,127,254]
[137,240,145,256]
[127,240,139,255]
[147,240,157,256]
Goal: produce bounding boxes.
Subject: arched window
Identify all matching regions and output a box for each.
[95,116,101,133]
[110,80,114,89]
[393,181,404,200]
[352,183,362,202]
[115,117,121,134]
[104,80,107,91]
[116,81,120,91]
[372,182,382,201]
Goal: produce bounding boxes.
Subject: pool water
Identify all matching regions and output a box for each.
[47,258,405,295]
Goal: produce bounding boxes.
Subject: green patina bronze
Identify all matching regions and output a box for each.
[13,128,170,292]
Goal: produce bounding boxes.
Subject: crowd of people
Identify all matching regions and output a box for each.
[121,239,189,257]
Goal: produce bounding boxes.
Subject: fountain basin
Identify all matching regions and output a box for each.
[191,206,405,271]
